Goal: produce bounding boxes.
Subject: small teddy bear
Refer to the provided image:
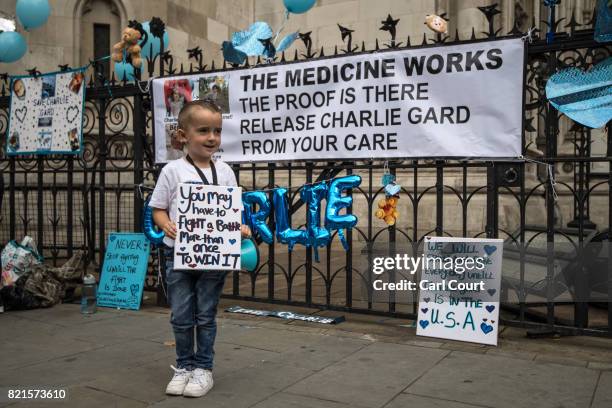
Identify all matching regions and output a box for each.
[425,14,448,34]
[375,197,399,226]
[112,27,142,68]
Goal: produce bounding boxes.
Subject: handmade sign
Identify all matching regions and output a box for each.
[416,236,503,346]
[152,38,524,163]
[174,183,242,271]
[97,233,150,310]
[6,69,86,155]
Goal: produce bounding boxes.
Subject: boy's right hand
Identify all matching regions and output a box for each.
[162,221,177,240]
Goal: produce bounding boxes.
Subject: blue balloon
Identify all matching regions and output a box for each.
[325,175,361,251]
[241,238,260,273]
[273,188,308,251]
[243,191,274,244]
[142,197,165,246]
[301,183,330,260]
[140,21,169,59]
[0,32,27,63]
[284,0,316,14]
[114,61,136,82]
[16,0,50,30]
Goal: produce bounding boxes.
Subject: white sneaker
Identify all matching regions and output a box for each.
[165,365,192,396]
[182,368,213,398]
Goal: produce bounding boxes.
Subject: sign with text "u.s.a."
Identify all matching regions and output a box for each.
[152,38,524,163]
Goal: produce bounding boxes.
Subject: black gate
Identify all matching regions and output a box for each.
[1,4,610,336]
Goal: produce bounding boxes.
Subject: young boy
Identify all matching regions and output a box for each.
[149,99,250,398]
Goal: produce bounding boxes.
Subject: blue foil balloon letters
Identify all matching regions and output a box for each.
[273,188,308,251]
[243,191,274,244]
[301,183,331,259]
[241,176,361,254]
[325,175,361,250]
[142,196,165,246]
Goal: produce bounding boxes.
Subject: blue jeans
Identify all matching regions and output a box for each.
[164,247,228,370]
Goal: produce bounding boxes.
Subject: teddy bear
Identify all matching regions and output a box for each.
[375,196,399,226]
[425,14,448,34]
[112,27,142,68]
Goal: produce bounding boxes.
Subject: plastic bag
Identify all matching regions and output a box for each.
[1,237,43,287]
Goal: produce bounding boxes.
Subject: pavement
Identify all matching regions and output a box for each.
[1,300,612,408]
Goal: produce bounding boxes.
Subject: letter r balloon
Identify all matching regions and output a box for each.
[242,191,274,244]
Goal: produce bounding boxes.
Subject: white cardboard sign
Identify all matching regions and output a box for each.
[416,236,503,346]
[174,183,242,271]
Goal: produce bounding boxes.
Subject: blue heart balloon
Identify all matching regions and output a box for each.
[114,61,136,82]
[284,0,316,14]
[232,21,273,56]
[0,31,27,63]
[140,21,169,59]
[546,57,612,129]
[16,0,50,30]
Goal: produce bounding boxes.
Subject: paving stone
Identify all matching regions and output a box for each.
[592,371,612,408]
[268,333,370,371]
[252,391,353,408]
[285,341,449,407]
[7,385,146,408]
[385,393,487,408]
[406,351,599,408]
[7,304,121,328]
[0,339,167,388]
[151,361,314,408]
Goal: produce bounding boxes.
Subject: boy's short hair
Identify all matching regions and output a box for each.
[177,99,222,130]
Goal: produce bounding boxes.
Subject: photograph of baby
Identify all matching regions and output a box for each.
[163,79,192,118]
[68,128,80,151]
[68,72,85,94]
[12,79,26,100]
[199,75,230,114]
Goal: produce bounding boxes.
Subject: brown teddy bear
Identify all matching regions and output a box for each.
[112,27,142,68]
[375,197,399,226]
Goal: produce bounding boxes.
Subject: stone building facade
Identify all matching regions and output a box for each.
[0,0,606,242]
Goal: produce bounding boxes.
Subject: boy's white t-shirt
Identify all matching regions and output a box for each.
[149,157,238,247]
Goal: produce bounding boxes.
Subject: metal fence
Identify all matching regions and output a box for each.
[1,4,611,336]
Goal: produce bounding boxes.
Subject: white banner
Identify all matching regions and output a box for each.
[174,183,242,271]
[152,38,524,163]
[7,69,86,155]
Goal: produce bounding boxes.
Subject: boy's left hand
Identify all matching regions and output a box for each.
[241,225,252,238]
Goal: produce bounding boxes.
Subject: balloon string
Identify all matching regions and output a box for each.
[272,10,290,46]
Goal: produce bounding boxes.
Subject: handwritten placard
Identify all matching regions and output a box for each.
[416,236,503,346]
[97,233,151,310]
[174,183,242,271]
